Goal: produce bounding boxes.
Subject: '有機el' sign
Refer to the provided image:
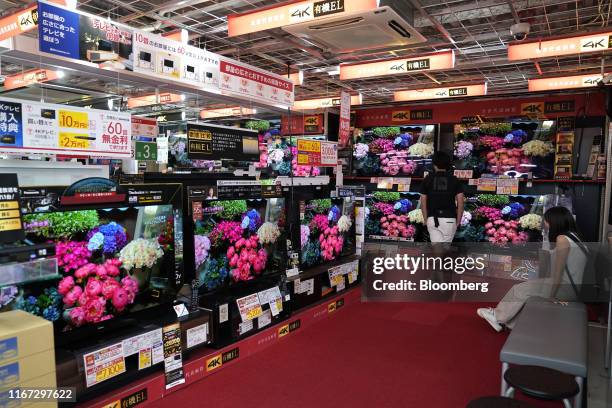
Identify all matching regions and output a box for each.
[394,83,487,102]
[219,58,294,106]
[340,50,455,80]
[0,96,131,157]
[2,69,62,91]
[293,94,362,110]
[508,31,612,61]
[187,123,259,162]
[528,73,607,92]
[227,0,377,37]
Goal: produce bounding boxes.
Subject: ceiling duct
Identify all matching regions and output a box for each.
[282,0,425,54]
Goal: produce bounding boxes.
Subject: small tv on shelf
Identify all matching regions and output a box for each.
[9,180,184,347]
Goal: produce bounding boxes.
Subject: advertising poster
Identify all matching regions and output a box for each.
[162,323,185,390]
[83,343,126,388]
[39,1,133,70]
[219,58,294,106]
[186,123,259,162]
[0,174,24,244]
[339,91,351,147]
[132,30,220,90]
[0,97,131,157]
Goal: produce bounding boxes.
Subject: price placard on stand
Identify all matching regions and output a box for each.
[83,343,126,388]
[474,178,497,192]
[162,323,185,389]
[0,96,131,157]
[296,140,338,166]
[236,293,263,322]
[496,178,519,195]
[0,174,24,244]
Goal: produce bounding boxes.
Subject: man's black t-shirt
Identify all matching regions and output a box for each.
[420,171,463,218]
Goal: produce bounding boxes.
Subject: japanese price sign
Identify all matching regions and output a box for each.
[83,342,126,388]
[297,139,338,166]
[236,293,263,322]
[0,96,131,158]
[0,174,24,244]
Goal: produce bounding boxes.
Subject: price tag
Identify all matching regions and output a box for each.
[59,110,88,130]
[83,343,126,388]
[336,277,346,292]
[454,170,473,179]
[496,178,519,195]
[347,271,357,284]
[258,310,272,328]
[237,293,263,322]
[58,132,90,149]
[138,348,152,370]
[239,319,253,335]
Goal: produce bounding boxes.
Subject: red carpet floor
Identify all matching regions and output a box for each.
[152,301,559,408]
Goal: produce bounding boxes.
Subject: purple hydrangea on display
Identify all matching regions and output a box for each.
[454,140,473,159]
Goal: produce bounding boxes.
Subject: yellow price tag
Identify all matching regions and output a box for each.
[95,360,125,382]
[297,139,320,153]
[297,153,310,165]
[0,218,21,232]
[0,201,18,210]
[0,210,20,219]
[59,110,89,130]
[59,132,91,149]
[245,306,263,320]
[275,299,283,313]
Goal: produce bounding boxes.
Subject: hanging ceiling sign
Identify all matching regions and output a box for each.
[127,93,184,109]
[199,107,257,119]
[227,0,378,37]
[2,69,62,91]
[508,31,612,61]
[0,5,39,42]
[292,94,362,110]
[394,83,487,102]
[219,58,294,106]
[528,73,606,92]
[340,50,455,80]
[0,96,132,157]
[289,71,304,86]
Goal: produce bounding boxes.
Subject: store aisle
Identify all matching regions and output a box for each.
[152,301,558,408]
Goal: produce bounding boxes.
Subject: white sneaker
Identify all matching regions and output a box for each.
[477,308,502,332]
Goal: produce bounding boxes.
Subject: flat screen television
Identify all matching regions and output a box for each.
[299,197,356,268]
[10,181,183,346]
[189,185,287,291]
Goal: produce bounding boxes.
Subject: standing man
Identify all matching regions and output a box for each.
[420,151,464,243]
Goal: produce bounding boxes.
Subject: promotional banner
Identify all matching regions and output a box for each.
[340,51,455,80]
[132,30,220,89]
[219,59,294,106]
[281,114,324,135]
[0,96,132,157]
[394,83,487,102]
[508,31,612,61]
[2,69,62,91]
[0,174,24,244]
[39,1,133,69]
[339,91,351,147]
[186,123,259,162]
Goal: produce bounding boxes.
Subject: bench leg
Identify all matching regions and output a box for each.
[574,376,583,408]
[501,362,509,396]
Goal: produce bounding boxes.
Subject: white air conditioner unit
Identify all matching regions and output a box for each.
[282,1,425,53]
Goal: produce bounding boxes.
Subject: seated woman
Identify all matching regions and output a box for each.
[477,206,588,331]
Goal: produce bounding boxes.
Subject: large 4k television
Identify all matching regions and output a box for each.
[188,184,287,291]
[299,197,356,269]
[10,181,183,346]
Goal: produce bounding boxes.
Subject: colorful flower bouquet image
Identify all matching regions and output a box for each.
[193,198,287,290]
[299,197,356,268]
[255,129,321,177]
[17,204,177,328]
[365,191,425,242]
[352,127,434,176]
[455,194,543,244]
[454,121,555,178]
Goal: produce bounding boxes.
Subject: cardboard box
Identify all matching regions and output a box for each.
[0,372,58,408]
[0,312,53,364]
[0,351,56,388]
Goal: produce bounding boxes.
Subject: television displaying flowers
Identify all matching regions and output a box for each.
[365,191,425,241]
[192,198,287,291]
[455,194,544,244]
[454,121,555,178]
[255,128,321,177]
[15,200,180,331]
[352,126,436,176]
[299,197,356,268]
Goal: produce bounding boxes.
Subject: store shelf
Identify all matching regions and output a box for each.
[78,287,361,408]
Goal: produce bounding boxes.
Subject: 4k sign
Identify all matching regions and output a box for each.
[135,141,158,161]
[521,102,544,117]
